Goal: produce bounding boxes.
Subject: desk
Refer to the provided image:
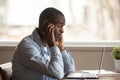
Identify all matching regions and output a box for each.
[62,70,120,80]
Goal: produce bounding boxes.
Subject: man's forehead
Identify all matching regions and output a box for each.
[53,16,65,24]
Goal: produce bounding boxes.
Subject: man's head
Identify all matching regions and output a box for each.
[38,7,65,41]
[39,7,65,26]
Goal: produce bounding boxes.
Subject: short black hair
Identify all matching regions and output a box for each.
[39,7,64,27]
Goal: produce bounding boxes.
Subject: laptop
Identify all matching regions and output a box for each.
[67,47,105,79]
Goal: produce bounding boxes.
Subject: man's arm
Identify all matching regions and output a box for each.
[17,40,64,79]
[56,35,75,74]
[62,50,75,74]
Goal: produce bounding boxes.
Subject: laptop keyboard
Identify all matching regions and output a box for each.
[67,72,99,79]
[81,72,98,78]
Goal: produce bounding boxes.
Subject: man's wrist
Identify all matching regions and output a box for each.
[59,46,64,51]
[48,42,56,47]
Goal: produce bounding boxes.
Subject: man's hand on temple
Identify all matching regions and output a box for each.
[56,35,64,51]
[42,23,56,47]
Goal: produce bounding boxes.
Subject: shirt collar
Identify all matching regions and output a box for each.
[32,28,43,47]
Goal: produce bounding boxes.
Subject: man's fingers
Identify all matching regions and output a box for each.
[48,23,53,27]
[48,25,54,35]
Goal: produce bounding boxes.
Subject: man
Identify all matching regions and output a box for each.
[12,7,75,80]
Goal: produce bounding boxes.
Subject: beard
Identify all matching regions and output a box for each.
[55,34,62,41]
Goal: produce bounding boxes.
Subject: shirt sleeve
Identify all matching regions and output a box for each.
[61,49,75,74]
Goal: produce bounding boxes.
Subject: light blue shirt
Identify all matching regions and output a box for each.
[12,28,75,80]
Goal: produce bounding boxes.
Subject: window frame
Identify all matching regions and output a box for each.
[0,41,120,47]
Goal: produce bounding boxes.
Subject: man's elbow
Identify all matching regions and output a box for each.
[54,71,64,79]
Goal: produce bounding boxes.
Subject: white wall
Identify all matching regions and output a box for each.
[67,47,114,71]
[0,46,115,71]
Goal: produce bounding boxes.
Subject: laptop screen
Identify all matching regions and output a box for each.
[67,47,105,79]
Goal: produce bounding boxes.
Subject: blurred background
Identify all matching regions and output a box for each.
[0,0,120,42]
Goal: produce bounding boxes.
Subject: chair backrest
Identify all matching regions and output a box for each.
[0,67,6,80]
[0,62,12,80]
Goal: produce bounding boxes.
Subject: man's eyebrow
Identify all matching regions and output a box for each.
[59,22,65,25]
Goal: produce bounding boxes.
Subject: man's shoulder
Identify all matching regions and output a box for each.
[17,32,40,50]
[18,35,34,47]
[21,35,33,43]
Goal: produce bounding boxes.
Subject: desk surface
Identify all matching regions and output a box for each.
[62,70,120,80]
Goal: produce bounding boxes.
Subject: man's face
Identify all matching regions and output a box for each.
[53,16,65,41]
